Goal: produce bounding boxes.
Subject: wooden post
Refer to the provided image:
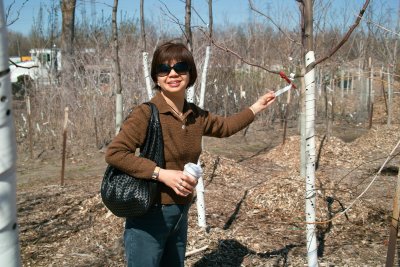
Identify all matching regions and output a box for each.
[340,70,345,116]
[61,107,69,186]
[224,86,228,117]
[387,67,392,127]
[93,98,99,148]
[26,96,33,159]
[380,66,388,116]
[368,58,373,129]
[350,73,354,95]
[282,80,292,145]
[385,167,400,267]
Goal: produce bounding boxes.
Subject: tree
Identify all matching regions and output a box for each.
[112,0,123,135]
[0,0,21,265]
[61,0,76,81]
[185,0,193,52]
[140,0,152,99]
[185,0,195,102]
[298,1,370,265]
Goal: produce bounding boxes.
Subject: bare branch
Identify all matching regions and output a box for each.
[198,28,280,75]
[362,16,400,37]
[9,60,38,69]
[5,0,30,26]
[313,0,371,67]
[248,0,301,46]
[158,1,186,37]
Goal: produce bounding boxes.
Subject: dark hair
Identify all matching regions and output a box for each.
[151,42,197,90]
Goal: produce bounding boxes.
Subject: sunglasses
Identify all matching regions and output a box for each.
[156,62,190,77]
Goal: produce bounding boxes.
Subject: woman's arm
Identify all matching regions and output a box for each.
[105,104,156,179]
[249,91,276,114]
[202,91,276,137]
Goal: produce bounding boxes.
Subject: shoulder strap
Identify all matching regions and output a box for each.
[144,102,160,124]
[140,102,165,168]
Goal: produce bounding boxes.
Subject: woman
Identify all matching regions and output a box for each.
[105,41,275,267]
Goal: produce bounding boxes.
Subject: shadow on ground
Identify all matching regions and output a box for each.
[192,239,299,267]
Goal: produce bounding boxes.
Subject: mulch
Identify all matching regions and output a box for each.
[17,123,400,266]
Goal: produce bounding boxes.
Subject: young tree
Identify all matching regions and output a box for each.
[112,0,123,134]
[61,0,76,82]
[185,0,193,52]
[140,0,152,99]
[199,0,212,108]
[243,1,369,266]
[298,1,370,265]
[185,0,195,102]
[0,0,21,265]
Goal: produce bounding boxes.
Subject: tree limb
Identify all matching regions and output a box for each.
[9,60,38,69]
[198,28,280,74]
[248,0,301,46]
[313,0,371,68]
[5,0,29,26]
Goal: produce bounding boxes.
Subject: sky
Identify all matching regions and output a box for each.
[3,0,399,36]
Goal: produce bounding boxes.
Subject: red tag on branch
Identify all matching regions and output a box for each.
[279,71,297,89]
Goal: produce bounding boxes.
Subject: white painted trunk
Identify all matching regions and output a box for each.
[340,70,344,98]
[196,46,211,229]
[365,77,369,106]
[350,74,354,95]
[370,65,374,104]
[186,85,195,103]
[199,46,210,108]
[142,52,153,99]
[304,51,318,267]
[387,68,392,126]
[0,0,21,264]
[115,93,123,135]
[195,174,206,228]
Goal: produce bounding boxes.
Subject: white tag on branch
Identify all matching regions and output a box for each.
[275,84,293,97]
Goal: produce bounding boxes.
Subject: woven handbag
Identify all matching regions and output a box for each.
[101,102,165,217]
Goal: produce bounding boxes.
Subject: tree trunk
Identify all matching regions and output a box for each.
[140,0,152,99]
[387,67,392,126]
[199,47,211,108]
[300,1,319,266]
[0,0,21,265]
[368,57,373,129]
[198,0,212,108]
[185,0,195,102]
[61,0,76,84]
[185,0,192,52]
[196,0,213,230]
[140,0,146,51]
[112,0,123,135]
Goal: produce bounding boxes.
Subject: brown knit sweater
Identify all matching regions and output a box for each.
[105,92,255,204]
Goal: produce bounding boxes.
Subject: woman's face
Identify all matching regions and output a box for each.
[156,60,190,96]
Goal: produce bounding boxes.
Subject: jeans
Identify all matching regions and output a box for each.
[124,204,190,267]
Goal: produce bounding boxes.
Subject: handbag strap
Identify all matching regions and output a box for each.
[140,102,165,169]
[118,102,165,168]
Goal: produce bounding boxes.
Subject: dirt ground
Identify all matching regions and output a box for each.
[15,113,400,267]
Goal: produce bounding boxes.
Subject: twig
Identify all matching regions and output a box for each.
[248,0,301,45]
[313,0,371,68]
[185,245,208,257]
[9,59,38,69]
[305,138,400,225]
[198,28,280,75]
[5,0,29,26]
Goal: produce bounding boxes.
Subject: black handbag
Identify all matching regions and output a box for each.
[101,102,165,217]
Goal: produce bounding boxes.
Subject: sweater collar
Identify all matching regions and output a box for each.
[151,91,193,118]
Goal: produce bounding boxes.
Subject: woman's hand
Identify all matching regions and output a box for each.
[158,169,198,197]
[250,91,276,114]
